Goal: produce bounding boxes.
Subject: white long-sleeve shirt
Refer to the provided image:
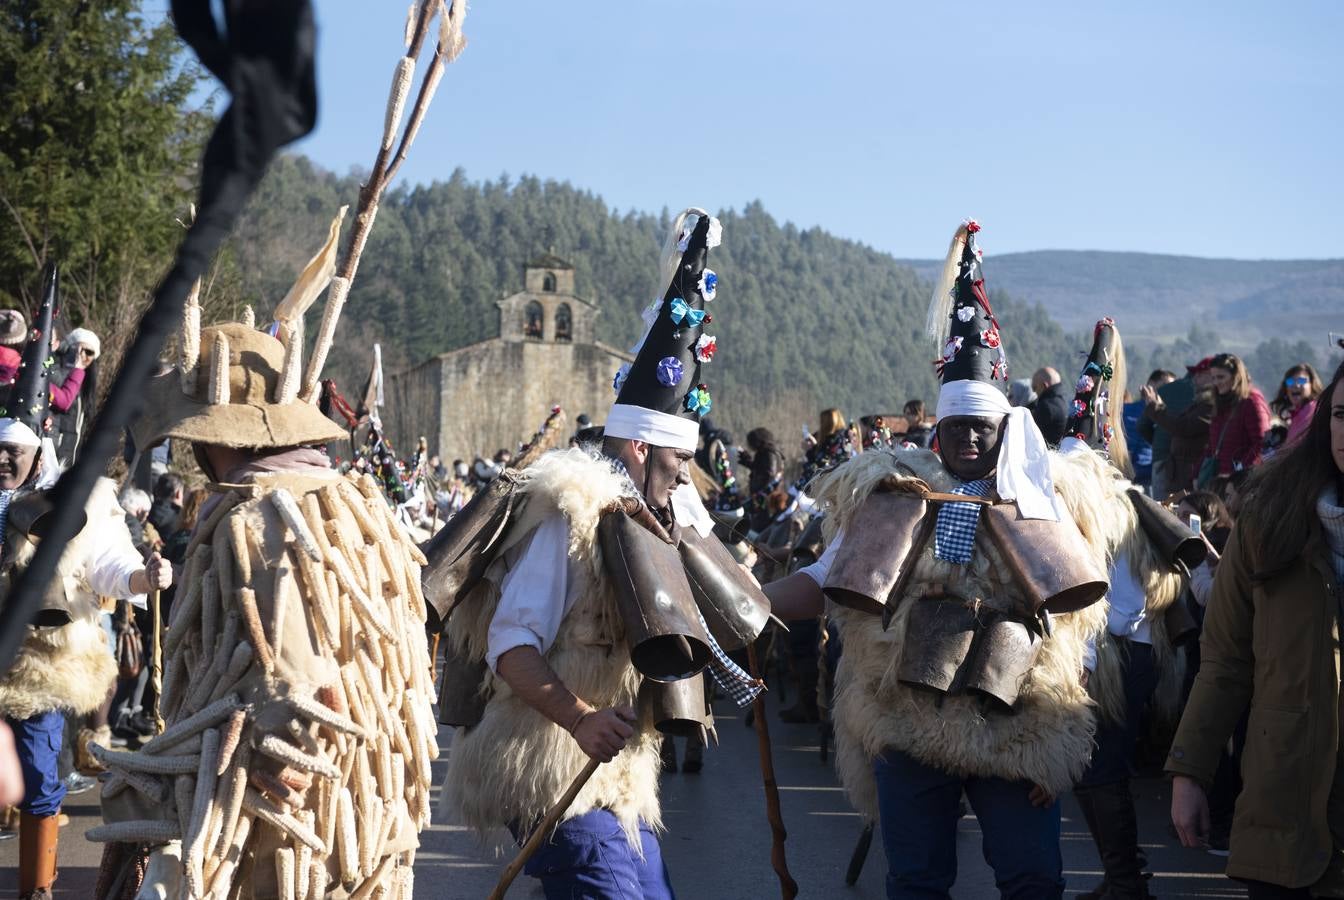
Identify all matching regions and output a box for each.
[485,512,582,673]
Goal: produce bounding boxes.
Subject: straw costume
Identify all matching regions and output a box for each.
[92,212,436,900]
[438,210,767,899]
[797,222,1114,898]
[1059,318,1197,900]
[0,266,163,900]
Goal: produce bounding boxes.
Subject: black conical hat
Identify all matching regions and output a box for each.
[2,263,57,442]
[928,221,1007,388]
[1064,317,1123,450]
[607,210,720,451]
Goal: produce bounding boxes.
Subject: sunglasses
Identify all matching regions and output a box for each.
[1285,376,1309,387]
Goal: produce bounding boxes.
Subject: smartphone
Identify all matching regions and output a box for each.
[1188,514,1202,536]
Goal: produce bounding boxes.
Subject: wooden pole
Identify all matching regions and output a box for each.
[748,643,799,899]
[487,757,601,900]
[150,586,165,734]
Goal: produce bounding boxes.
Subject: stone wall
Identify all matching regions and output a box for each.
[386,338,630,461]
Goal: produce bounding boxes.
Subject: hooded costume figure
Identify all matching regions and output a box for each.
[1059,318,1199,900]
[792,222,1115,898]
[91,209,437,900]
[436,209,768,899]
[0,264,158,900]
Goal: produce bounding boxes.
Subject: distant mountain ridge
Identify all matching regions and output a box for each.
[897,250,1344,353]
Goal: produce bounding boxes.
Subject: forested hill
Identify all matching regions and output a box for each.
[222,156,1078,436]
[898,251,1344,351]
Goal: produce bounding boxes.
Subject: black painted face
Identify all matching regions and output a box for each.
[937,415,1006,481]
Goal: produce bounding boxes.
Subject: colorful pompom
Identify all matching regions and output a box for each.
[656,356,685,387]
[699,269,718,302]
[612,363,631,394]
[694,334,717,363]
[684,384,712,416]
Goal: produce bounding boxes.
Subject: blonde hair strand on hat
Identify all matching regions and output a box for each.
[926,223,970,344]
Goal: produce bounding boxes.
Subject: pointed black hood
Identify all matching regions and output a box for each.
[607,209,720,451]
[0,263,57,446]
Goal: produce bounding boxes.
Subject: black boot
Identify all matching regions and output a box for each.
[1073,781,1152,899]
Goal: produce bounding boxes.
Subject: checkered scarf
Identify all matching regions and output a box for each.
[933,478,993,564]
[698,610,764,707]
[0,489,11,552]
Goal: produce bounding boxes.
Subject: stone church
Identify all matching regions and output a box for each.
[385,255,632,460]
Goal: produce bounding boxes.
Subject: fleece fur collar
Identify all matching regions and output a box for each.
[0,477,129,718]
[442,448,659,848]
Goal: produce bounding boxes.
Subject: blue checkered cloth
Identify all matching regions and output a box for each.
[933,478,994,564]
[0,489,11,552]
[697,610,764,707]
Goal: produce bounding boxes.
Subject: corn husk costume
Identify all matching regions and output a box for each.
[93,210,436,900]
[1058,317,1202,898]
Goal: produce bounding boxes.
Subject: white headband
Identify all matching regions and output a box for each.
[0,419,41,449]
[604,404,700,452]
[935,380,1060,522]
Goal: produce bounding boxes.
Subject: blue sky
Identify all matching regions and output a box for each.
[271,1,1339,260]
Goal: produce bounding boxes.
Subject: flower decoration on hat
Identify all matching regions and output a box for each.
[684,384,712,416]
[669,297,706,327]
[1063,317,1126,456]
[694,334,717,363]
[1075,374,1095,394]
[956,306,975,323]
[656,356,685,388]
[612,363,631,394]
[980,328,1001,349]
[699,269,718,302]
[934,336,964,376]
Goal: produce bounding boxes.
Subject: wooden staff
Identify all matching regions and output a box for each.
[487,757,601,900]
[150,586,165,734]
[748,643,799,899]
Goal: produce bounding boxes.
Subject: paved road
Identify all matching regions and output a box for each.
[2,691,1242,898]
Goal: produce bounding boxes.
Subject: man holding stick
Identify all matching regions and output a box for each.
[441,209,769,899]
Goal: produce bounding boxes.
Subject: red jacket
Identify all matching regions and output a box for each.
[1205,388,1270,476]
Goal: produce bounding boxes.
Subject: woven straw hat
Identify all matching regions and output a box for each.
[134,207,352,451]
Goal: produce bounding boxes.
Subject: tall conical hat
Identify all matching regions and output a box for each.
[0,263,58,448]
[924,221,1061,521]
[606,209,721,451]
[1061,317,1131,475]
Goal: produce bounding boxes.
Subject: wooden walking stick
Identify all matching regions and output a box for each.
[149,586,165,734]
[748,642,800,900]
[487,757,601,900]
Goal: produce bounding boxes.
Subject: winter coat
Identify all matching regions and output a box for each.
[1141,384,1214,493]
[1030,382,1071,446]
[1166,516,1343,889]
[1206,389,1271,477]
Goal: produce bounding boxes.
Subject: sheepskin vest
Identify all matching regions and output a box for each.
[815,449,1112,816]
[443,449,661,846]
[0,478,126,720]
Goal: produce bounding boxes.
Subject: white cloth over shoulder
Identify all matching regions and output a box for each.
[486,512,583,673]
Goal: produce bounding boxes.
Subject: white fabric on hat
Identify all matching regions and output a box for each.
[604,403,699,452]
[0,419,41,448]
[63,327,100,359]
[935,379,1011,421]
[936,380,1061,522]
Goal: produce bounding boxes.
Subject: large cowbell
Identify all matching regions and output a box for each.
[598,505,711,682]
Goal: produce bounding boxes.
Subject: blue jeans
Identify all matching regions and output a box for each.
[520,809,675,899]
[1079,639,1157,787]
[8,710,66,817]
[873,749,1064,900]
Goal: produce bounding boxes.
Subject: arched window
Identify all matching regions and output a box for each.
[524,301,544,340]
[555,303,573,342]
[542,272,557,292]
